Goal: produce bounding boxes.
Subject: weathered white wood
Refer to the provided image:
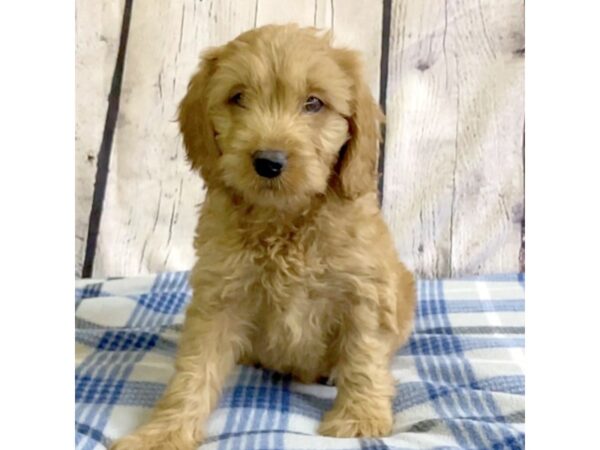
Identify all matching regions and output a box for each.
[75,0,124,276]
[254,0,317,28]
[450,1,524,276]
[93,0,383,277]
[79,0,524,279]
[381,0,525,278]
[94,1,257,277]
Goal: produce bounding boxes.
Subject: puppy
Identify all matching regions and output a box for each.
[112,24,415,450]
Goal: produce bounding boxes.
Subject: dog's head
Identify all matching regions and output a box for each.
[179,24,383,209]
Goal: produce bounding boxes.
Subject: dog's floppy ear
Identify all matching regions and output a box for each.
[178,47,223,186]
[332,49,384,199]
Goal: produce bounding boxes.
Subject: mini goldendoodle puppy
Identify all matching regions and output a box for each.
[112,24,415,450]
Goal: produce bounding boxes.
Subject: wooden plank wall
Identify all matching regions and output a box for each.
[381,0,525,277]
[75,0,125,276]
[75,0,524,279]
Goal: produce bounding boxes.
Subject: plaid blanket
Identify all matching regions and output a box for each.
[75,272,525,450]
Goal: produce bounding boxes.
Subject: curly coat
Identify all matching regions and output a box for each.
[112,24,415,450]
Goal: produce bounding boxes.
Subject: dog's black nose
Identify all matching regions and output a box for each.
[252,150,287,178]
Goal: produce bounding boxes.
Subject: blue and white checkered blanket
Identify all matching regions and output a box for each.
[76,272,525,450]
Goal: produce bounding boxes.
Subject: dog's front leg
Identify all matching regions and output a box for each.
[319,303,396,438]
[111,302,248,450]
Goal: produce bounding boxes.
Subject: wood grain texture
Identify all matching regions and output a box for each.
[93,1,257,277]
[75,0,125,276]
[381,0,524,278]
[92,0,383,277]
[79,0,524,278]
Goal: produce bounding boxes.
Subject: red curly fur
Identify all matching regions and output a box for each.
[112,24,415,450]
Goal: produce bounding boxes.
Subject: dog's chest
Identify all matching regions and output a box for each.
[250,286,336,380]
[240,232,340,379]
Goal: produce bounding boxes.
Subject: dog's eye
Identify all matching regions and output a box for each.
[304,96,323,113]
[228,92,243,106]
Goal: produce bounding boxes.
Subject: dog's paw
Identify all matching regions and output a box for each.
[110,427,199,450]
[318,405,393,438]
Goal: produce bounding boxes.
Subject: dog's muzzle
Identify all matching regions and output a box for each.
[252,150,287,178]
